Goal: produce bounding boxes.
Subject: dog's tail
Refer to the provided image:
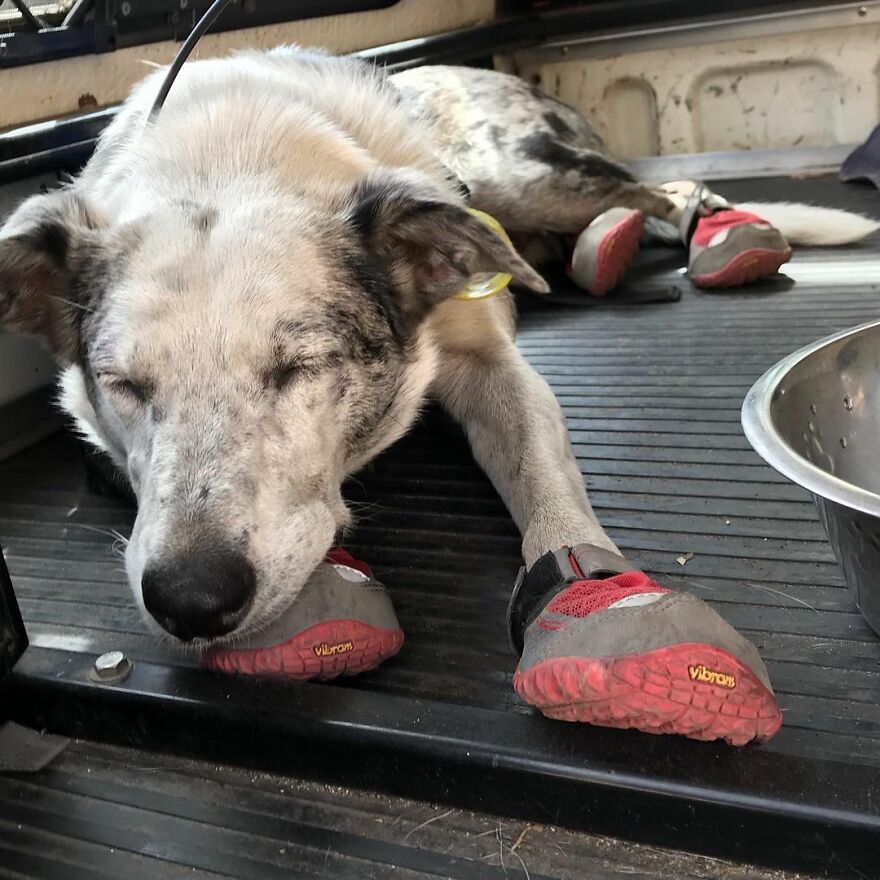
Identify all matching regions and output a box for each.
[735,201,879,246]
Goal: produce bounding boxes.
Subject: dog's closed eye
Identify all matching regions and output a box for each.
[264,362,304,393]
[97,373,152,404]
[262,356,324,393]
[262,353,343,393]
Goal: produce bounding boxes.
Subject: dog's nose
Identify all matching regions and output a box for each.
[142,547,256,641]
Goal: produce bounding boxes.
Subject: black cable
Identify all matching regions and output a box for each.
[149,0,235,121]
[61,0,93,28]
[10,0,47,31]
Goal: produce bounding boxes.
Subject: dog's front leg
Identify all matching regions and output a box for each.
[430,299,782,745]
[432,337,615,568]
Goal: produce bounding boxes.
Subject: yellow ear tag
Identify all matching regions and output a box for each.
[453,208,514,301]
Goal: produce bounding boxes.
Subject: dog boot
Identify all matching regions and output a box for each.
[664,180,792,288]
[567,207,645,296]
[202,547,404,680]
[508,544,782,745]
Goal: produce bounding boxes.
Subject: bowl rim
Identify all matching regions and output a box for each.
[741,317,880,518]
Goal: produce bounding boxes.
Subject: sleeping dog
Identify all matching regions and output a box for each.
[1,48,876,744]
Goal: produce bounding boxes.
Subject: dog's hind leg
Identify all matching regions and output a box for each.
[462,131,691,294]
[397,66,797,288]
[430,294,783,744]
[392,65,683,234]
[492,145,686,294]
[474,137,682,236]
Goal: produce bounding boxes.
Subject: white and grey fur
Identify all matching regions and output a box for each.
[0,49,876,645]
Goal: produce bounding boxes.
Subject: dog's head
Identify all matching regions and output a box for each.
[0,171,545,645]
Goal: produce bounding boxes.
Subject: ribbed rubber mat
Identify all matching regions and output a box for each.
[2,175,880,777]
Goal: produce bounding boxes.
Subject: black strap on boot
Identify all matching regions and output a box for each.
[506,544,635,654]
[679,182,732,245]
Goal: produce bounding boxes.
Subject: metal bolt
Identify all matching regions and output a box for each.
[560,45,569,56]
[90,650,133,684]
[858,5,868,14]
[120,1,131,16]
[180,0,188,7]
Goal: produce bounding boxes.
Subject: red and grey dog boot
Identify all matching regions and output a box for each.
[671,181,792,288]
[509,545,782,745]
[202,547,403,680]
[567,207,645,296]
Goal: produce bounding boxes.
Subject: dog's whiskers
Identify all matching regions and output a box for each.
[346,499,388,525]
[50,294,95,314]
[71,523,131,545]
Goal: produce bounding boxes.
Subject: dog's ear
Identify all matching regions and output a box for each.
[0,190,103,363]
[349,174,548,323]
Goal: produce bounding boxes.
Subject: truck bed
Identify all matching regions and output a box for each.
[3,173,879,878]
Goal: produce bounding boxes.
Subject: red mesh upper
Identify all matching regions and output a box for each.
[692,209,773,247]
[547,571,669,618]
[325,546,371,577]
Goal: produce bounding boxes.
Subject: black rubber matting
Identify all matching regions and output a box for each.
[3,175,880,877]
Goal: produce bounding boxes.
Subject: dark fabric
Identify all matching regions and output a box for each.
[0,722,68,772]
[506,545,635,653]
[840,125,880,189]
[517,266,681,307]
[507,550,575,655]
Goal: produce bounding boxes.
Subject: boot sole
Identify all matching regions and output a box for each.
[572,208,644,296]
[203,618,404,680]
[691,237,793,288]
[513,641,782,746]
[592,209,644,296]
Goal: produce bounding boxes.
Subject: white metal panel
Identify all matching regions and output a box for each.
[507,5,880,158]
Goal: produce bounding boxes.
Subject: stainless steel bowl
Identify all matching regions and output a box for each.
[742,319,880,636]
